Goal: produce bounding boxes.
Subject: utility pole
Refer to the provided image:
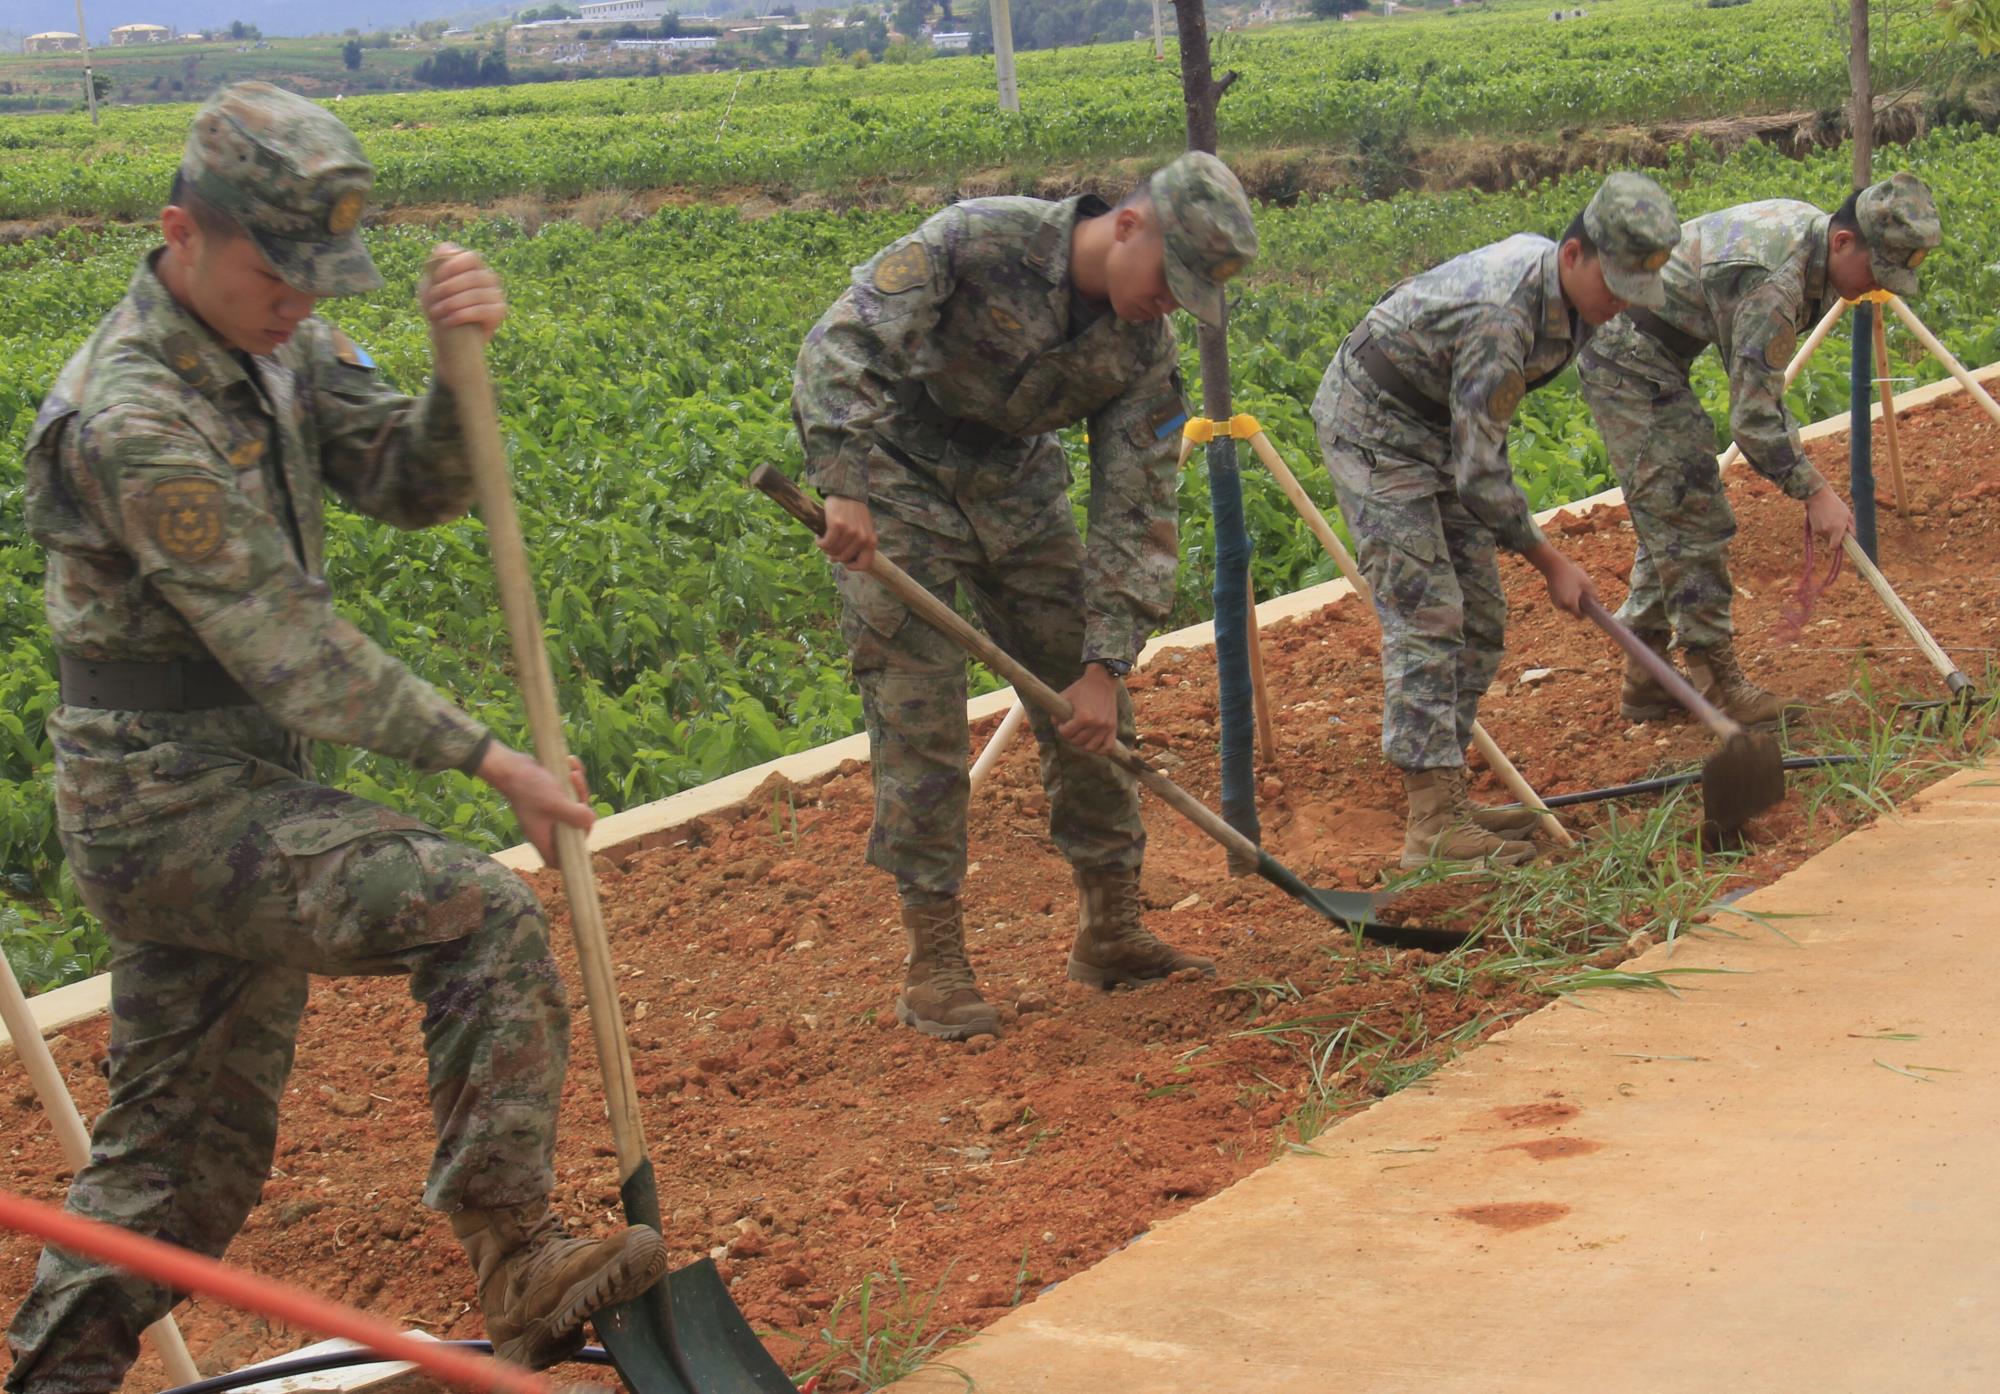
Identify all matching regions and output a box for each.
[75,0,99,126]
[1151,0,1164,59]
[991,0,1018,112]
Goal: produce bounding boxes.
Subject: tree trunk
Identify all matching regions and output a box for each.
[1170,0,1259,851]
[1850,0,1871,187]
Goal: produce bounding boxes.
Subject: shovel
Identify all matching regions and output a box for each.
[436,327,794,1394]
[1580,597,1786,842]
[747,465,1472,952]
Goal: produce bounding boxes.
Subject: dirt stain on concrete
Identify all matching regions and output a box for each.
[1497,1137,1604,1162]
[1493,1101,1581,1128]
[1453,1202,1572,1231]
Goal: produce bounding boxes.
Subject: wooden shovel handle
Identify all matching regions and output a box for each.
[1580,596,1743,740]
[433,319,649,1183]
[749,465,1267,867]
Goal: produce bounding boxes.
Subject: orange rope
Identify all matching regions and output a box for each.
[0,1189,550,1394]
[1777,516,1845,641]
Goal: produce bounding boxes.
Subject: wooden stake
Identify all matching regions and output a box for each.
[1886,295,2000,432]
[0,958,203,1387]
[1873,310,1908,512]
[968,699,1027,794]
[1243,577,1277,765]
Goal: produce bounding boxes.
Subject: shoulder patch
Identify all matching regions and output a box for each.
[1149,397,1189,440]
[161,332,211,390]
[145,477,228,563]
[873,241,931,296]
[330,329,375,370]
[1763,327,1796,372]
[1486,371,1526,422]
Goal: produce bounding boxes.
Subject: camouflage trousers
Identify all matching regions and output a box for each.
[5,756,567,1394]
[1578,325,1737,650]
[1318,432,1508,773]
[835,498,1145,901]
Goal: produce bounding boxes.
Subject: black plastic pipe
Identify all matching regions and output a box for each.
[158,1342,612,1394]
[1498,754,1859,811]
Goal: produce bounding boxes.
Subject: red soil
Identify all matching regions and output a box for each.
[4,390,1996,1390]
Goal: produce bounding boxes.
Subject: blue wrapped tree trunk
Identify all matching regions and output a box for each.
[1170,0,1259,850]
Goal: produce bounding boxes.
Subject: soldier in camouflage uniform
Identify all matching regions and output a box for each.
[1578,172,1943,725]
[1310,172,1681,869]
[791,152,1257,1041]
[6,84,665,1394]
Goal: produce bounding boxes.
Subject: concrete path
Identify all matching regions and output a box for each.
[897,766,2000,1393]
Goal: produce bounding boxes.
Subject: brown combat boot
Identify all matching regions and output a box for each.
[1068,867,1215,988]
[1401,769,1536,870]
[1620,629,1685,722]
[1685,641,1801,728]
[896,897,1000,1040]
[451,1200,668,1368]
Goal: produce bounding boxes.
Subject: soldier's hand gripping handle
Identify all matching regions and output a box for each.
[473,744,594,866]
[421,242,508,342]
[1523,540,1600,619]
[820,496,878,572]
[748,464,878,569]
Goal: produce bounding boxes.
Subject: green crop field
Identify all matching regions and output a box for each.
[0,38,436,115]
[2,0,1985,219]
[7,117,2000,990]
[4,0,2000,989]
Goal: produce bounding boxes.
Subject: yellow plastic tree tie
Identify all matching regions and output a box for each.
[1844,290,1898,306]
[1182,415,1264,442]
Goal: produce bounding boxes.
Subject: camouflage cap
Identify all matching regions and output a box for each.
[180,81,382,297]
[1856,171,1941,298]
[1149,151,1258,329]
[1580,170,1680,310]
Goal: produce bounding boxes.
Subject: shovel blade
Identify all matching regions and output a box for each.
[1701,730,1787,842]
[1255,853,1478,952]
[598,1161,795,1394]
[596,1261,795,1394]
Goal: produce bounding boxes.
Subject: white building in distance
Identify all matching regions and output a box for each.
[25,30,84,51]
[109,22,171,43]
[577,0,715,21]
[931,29,970,49]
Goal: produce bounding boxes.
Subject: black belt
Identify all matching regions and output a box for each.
[58,656,254,712]
[1626,307,1708,360]
[892,385,1012,454]
[1352,339,1450,427]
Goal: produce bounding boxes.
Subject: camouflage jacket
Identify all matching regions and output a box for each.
[1312,234,1582,554]
[1595,199,1832,500]
[24,253,487,832]
[792,194,1189,667]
